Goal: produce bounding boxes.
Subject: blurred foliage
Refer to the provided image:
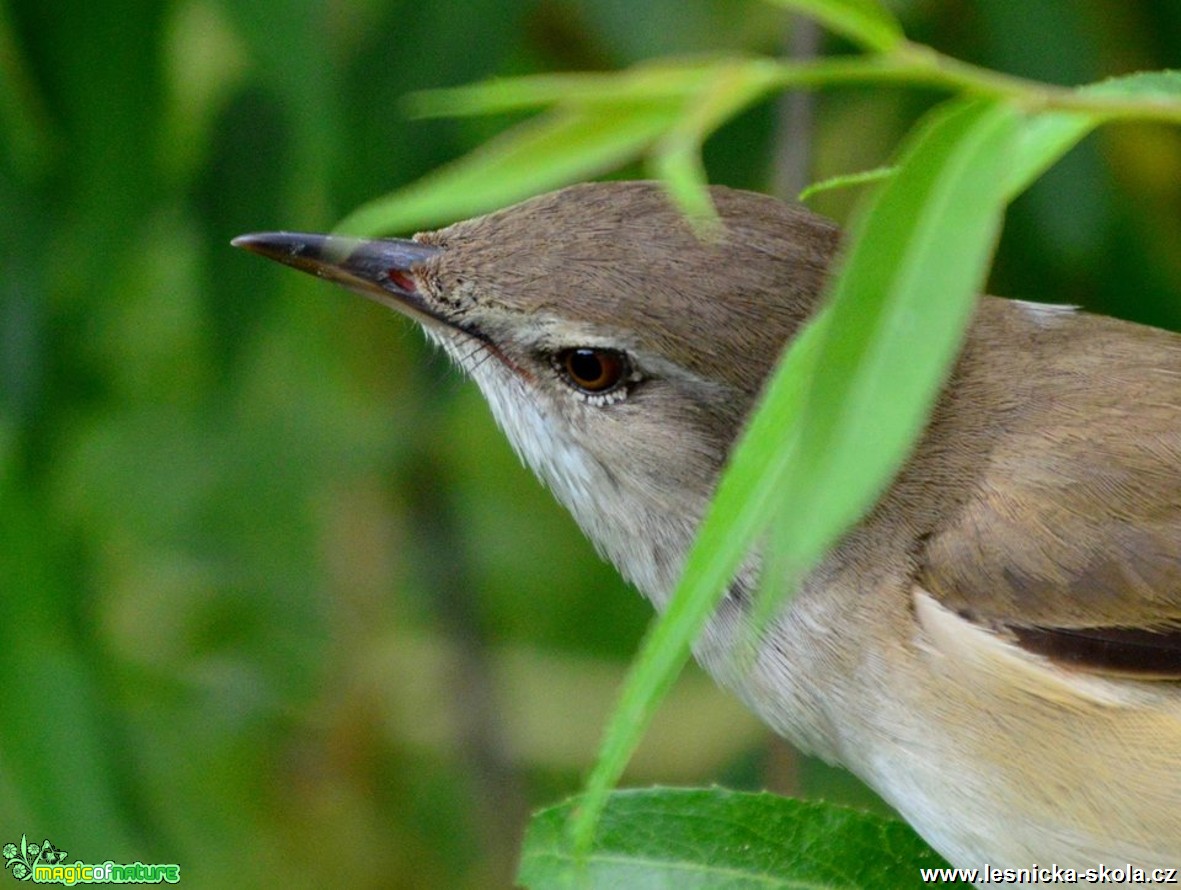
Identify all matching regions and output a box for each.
[0,1,1178,888]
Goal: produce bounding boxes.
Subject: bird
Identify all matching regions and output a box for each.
[234,180,1181,874]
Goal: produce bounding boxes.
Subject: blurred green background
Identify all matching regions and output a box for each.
[1,1,1179,887]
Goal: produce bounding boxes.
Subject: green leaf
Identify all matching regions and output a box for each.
[333,103,681,236]
[764,0,905,53]
[1008,70,1181,199]
[523,788,966,889]
[1006,108,1095,200]
[758,98,1019,618]
[380,57,788,234]
[406,60,730,118]
[1087,68,1181,100]
[649,60,784,227]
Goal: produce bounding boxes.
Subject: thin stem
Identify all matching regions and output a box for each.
[765,44,1181,125]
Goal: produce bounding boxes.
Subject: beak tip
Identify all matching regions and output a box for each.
[231,232,281,256]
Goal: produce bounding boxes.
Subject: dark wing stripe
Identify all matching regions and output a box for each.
[1010,625,1181,679]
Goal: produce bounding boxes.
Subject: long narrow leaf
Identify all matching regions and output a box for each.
[650,60,784,225]
[759,99,1019,623]
[406,61,729,118]
[334,103,681,236]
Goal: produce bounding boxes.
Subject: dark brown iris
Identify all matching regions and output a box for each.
[556,348,628,394]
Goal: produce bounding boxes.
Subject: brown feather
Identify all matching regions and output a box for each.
[917,301,1181,677]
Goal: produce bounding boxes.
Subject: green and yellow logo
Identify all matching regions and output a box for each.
[3,835,179,884]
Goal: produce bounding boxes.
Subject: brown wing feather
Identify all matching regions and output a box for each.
[918,303,1181,678]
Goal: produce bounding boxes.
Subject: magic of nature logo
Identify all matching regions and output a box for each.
[3,835,179,884]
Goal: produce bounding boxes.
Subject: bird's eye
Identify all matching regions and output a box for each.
[554,348,629,395]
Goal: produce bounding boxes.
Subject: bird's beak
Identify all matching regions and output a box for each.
[231,231,446,327]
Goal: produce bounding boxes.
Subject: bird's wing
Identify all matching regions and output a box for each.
[918,314,1181,679]
[919,474,1181,678]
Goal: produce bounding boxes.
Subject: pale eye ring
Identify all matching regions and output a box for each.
[554,348,630,395]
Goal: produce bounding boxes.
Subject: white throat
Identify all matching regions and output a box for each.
[430,330,698,607]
